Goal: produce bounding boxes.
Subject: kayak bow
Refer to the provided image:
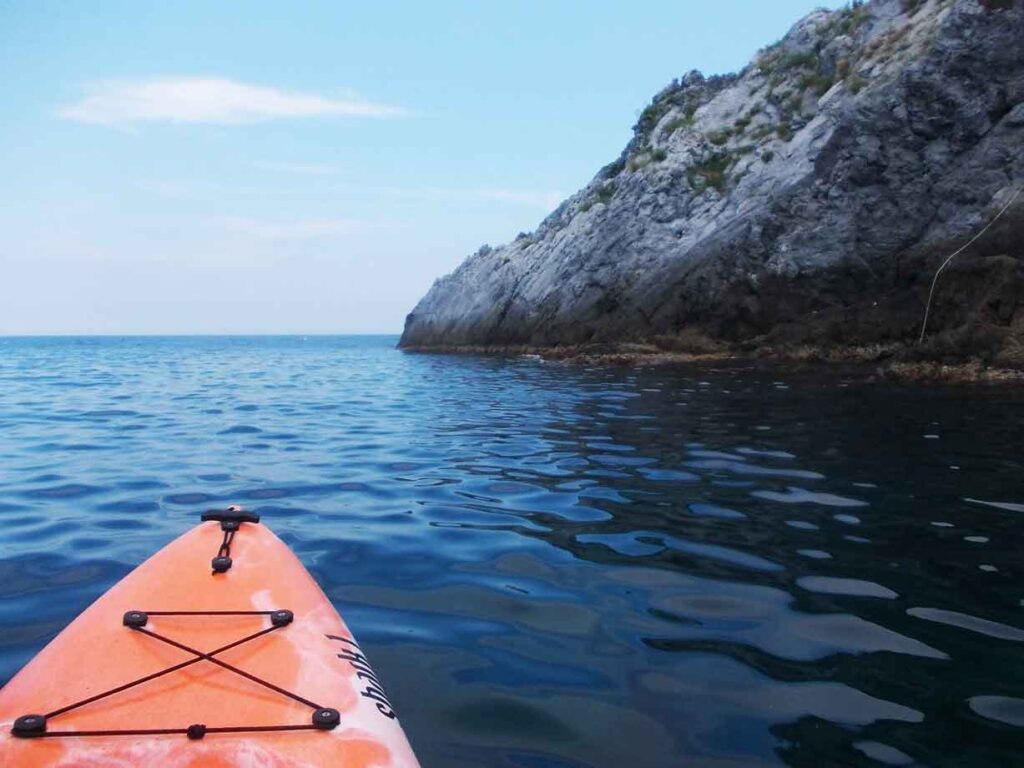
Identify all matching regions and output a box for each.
[0,507,420,767]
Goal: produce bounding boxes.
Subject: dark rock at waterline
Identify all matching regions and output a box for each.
[400,0,1024,367]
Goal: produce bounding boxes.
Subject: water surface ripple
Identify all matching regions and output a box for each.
[1,336,1022,766]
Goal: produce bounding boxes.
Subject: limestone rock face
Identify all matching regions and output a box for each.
[400,0,1024,357]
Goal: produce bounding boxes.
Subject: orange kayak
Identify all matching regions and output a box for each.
[0,508,421,767]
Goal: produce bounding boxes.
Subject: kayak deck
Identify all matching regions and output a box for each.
[0,510,419,767]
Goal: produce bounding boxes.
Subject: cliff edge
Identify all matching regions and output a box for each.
[400,0,1024,367]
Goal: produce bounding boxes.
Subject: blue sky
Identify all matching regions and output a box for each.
[0,0,843,334]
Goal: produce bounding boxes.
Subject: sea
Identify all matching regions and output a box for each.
[0,335,1021,766]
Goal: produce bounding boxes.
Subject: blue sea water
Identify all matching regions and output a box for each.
[0,335,1022,766]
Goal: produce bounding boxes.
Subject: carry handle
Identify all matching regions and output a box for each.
[201,505,260,525]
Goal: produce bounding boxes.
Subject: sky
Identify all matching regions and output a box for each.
[0,0,844,335]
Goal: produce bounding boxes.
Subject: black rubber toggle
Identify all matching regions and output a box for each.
[123,610,149,628]
[271,610,294,627]
[220,519,240,532]
[312,708,340,730]
[212,556,233,573]
[201,507,260,525]
[12,714,47,738]
[187,723,207,740]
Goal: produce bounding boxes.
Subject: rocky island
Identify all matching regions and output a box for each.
[400,0,1024,373]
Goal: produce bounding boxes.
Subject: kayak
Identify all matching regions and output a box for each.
[0,508,421,767]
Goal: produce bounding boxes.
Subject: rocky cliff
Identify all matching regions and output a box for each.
[400,0,1024,367]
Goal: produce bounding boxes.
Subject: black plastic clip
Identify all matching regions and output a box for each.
[11,714,47,738]
[123,610,149,628]
[201,507,260,525]
[312,708,340,730]
[211,556,233,574]
[187,723,207,740]
[271,610,294,627]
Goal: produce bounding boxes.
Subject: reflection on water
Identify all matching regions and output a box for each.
[0,335,1022,766]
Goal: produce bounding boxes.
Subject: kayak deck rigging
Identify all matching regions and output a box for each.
[12,509,341,741]
[0,506,421,766]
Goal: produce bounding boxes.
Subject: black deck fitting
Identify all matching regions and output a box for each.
[211,556,233,574]
[271,610,294,627]
[312,708,340,730]
[201,508,260,525]
[187,723,207,740]
[123,610,149,628]
[12,714,47,738]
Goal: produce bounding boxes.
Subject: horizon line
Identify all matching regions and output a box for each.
[0,331,403,338]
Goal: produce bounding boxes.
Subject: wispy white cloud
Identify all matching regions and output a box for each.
[60,77,404,126]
